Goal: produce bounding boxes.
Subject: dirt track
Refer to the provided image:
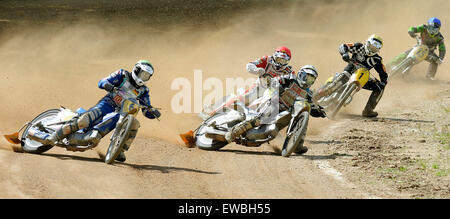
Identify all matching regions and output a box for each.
[0,0,449,198]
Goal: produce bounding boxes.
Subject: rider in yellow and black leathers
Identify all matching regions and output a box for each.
[315,34,388,118]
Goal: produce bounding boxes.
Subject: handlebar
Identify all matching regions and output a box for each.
[113,87,161,121]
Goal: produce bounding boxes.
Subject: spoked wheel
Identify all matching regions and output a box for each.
[195,113,229,151]
[21,109,61,154]
[329,83,357,119]
[390,58,412,78]
[104,115,136,164]
[317,85,346,112]
[282,111,309,157]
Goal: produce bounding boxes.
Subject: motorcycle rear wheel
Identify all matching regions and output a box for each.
[195,113,229,151]
[21,109,61,154]
[282,111,309,157]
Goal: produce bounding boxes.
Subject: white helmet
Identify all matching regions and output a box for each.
[131,60,154,87]
[297,65,318,88]
[365,34,383,56]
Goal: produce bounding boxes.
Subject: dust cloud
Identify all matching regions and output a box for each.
[0,0,449,146]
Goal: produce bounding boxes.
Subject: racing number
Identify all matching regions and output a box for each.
[113,95,123,105]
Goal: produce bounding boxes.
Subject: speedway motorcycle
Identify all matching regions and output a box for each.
[389,36,431,78]
[182,80,313,157]
[4,87,158,164]
[316,61,379,119]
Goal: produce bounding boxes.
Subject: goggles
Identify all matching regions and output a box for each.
[137,66,154,82]
[274,51,290,66]
[427,25,440,35]
[298,69,317,87]
[304,74,316,86]
[367,39,382,54]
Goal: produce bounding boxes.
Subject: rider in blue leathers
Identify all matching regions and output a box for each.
[46,60,161,162]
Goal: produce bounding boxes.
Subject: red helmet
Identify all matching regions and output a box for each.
[275,46,292,58]
[273,46,292,70]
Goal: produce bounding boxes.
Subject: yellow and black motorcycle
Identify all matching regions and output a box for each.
[316,61,373,119]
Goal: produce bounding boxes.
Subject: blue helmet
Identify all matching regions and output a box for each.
[427,17,441,36]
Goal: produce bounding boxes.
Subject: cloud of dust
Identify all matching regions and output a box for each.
[0,0,449,147]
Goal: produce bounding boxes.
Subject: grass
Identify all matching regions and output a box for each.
[434,132,450,149]
[435,169,449,177]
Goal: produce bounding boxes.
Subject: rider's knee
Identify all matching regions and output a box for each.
[77,113,91,129]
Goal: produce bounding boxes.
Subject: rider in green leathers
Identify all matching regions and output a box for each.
[390,17,445,80]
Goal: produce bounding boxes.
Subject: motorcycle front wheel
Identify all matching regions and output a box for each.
[282,111,310,157]
[329,83,357,119]
[390,58,412,78]
[104,114,136,164]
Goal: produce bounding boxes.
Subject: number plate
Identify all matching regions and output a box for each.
[280,83,307,107]
[113,94,123,106]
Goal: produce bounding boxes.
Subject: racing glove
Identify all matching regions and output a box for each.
[310,104,327,118]
[246,63,265,76]
[103,82,115,92]
[408,30,416,38]
[342,53,351,62]
[149,108,161,118]
[378,81,386,90]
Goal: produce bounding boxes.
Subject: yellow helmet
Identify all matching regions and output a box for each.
[365,34,383,56]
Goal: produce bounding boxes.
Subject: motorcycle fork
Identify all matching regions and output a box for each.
[325,72,351,96]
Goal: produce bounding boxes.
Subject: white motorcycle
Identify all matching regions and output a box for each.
[4,87,159,164]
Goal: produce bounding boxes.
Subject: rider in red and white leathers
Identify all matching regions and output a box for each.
[204,47,295,116]
[241,46,295,105]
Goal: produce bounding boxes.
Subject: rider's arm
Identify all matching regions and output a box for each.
[338,43,350,56]
[139,88,161,119]
[438,39,446,60]
[246,56,268,75]
[98,69,125,91]
[373,57,388,85]
[338,43,360,61]
[338,43,362,55]
[408,25,424,38]
[308,93,326,118]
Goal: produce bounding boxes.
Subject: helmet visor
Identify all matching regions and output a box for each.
[138,66,154,82]
[304,74,316,86]
[427,25,439,35]
[367,39,382,54]
[274,51,290,66]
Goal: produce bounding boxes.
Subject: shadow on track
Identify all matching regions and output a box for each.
[39,153,220,175]
[215,148,280,157]
[339,113,434,123]
[301,152,352,161]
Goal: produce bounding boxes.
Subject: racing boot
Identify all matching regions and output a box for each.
[43,118,81,145]
[425,62,438,81]
[362,90,383,118]
[225,117,261,143]
[294,139,308,155]
[115,150,126,162]
[44,113,93,145]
